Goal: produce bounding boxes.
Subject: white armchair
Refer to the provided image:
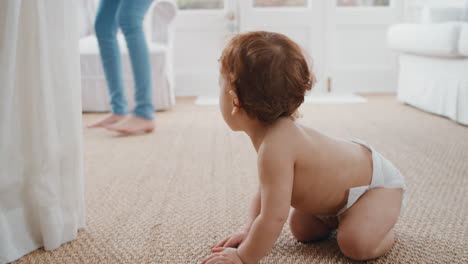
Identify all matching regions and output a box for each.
[387,3,468,125]
[79,0,177,112]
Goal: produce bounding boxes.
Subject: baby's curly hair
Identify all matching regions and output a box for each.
[220,31,316,124]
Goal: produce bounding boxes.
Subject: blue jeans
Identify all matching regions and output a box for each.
[94,0,154,120]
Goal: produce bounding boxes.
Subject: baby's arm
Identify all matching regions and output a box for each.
[243,187,261,233]
[236,145,294,264]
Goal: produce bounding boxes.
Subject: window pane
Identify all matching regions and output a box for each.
[337,0,390,7]
[254,0,307,8]
[177,0,224,10]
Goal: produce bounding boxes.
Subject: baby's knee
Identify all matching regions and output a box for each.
[337,229,389,261]
[289,210,308,242]
[289,220,310,242]
[289,212,330,243]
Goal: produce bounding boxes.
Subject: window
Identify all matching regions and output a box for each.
[177,0,224,10]
[337,0,390,7]
[254,0,307,8]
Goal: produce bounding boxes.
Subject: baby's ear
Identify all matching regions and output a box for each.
[229,90,240,115]
[228,89,237,97]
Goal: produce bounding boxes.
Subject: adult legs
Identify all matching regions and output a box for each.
[88,0,128,128]
[94,0,128,117]
[92,0,155,134]
[117,0,154,120]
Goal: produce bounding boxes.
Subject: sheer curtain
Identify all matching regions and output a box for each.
[79,0,98,38]
[0,1,85,263]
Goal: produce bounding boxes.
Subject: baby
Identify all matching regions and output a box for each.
[201,31,406,264]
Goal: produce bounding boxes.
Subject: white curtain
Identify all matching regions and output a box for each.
[78,0,98,38]
[0,1,85,263]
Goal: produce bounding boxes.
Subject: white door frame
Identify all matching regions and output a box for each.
[326,0,403,93]
[173,0,329,96]
[172,0,404,96]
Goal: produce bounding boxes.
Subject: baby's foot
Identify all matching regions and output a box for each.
[106,115,155,135]
[87,114,127,128]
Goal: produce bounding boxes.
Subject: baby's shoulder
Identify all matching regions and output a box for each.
[257,133,296,178]
[259,120,299,161]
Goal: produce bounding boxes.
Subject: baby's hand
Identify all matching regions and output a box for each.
[211,231,247,251]
[201,248,244,264]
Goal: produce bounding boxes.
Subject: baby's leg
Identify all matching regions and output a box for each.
[337,187,403,261]
[289,209,337,243]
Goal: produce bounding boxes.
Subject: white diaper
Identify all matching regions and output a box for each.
[337,138,407,216]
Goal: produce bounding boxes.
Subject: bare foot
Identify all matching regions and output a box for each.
[106,115,155,135]
[87,114,127,128]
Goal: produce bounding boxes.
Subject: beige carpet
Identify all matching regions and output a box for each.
[14,96,468,264]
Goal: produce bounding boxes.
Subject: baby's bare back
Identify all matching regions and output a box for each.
[267,119,373,215]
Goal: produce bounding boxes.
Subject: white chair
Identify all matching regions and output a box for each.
[79,0,177,112]
[387,3,468,125]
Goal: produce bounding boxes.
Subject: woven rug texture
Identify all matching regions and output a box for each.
[13,96,468,264]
